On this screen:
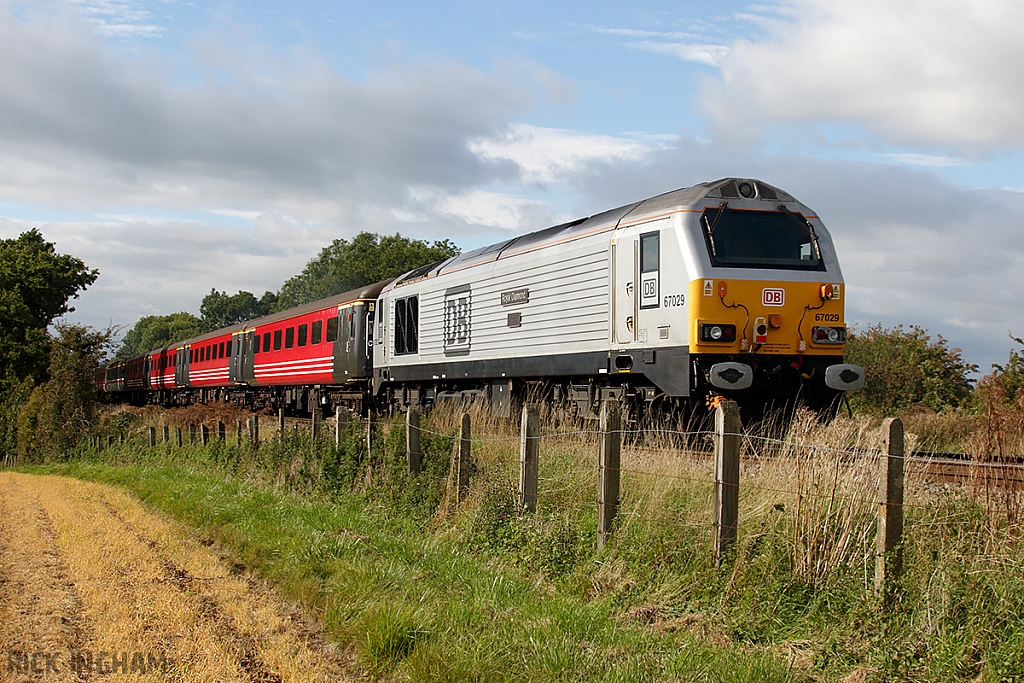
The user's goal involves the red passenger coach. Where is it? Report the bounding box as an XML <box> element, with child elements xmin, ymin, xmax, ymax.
<box><xmin>148</xmin><ymin>348</ymin><xmax>176</xmax><ymax>390</ymax></box>
<box><xmin>250</xmin><ymin>307</ymin><xmax>338</xmax><ymax>385</ymax></box>
<box><xmin>186</xmin><ymin>330</ymin><xmax>237</xmax><ymax>388</ymax></box>
<box><xmin>227</xmin><ymin>282</ymin><xmax>389</xmax><ymax>411</ymax></box>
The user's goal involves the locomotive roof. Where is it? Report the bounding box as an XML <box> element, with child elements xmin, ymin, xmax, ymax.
<box><xmin>392</xmin><ymin>178</ymin><xmax>796</xmax><ymax>287</ymax></box>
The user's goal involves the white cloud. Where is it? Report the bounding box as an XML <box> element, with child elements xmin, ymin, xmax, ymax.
<box><xmin>628</xmin><ymin>40</ymin><xmax>729</xmax><ymax>67</ymax></box>
<box><xmin>698</xmin><ymin>0</ymin><xmax>1024</xmax><ymax>149</ymax></box>
<box><xmin>880</xmin><ymin>153</ymin><xmax>967</xmax><ymax>168</ymax></box>
<box><xmin>0</xmin><ymin>5</ymin><xmax>531</xmax><ymax>220</ymax></box>
<box><xmin>405</xmin><ymin>187</ymin><xmax>561</xmax><ymax>232</ymax></box>
<box><xmin>469</xmin><ymin>124</ymin><xmax>662</xmax><ymax>185</ymax></box>
<box><xmin>68</xmin><ymin>0</ymin><xmax>160</xmax><ymax>37</ymax></box>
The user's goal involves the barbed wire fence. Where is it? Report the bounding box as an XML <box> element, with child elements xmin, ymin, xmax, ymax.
<box><xmin>109</xmin><ymin>397</ymin><xmax>1024</xmax><ymax>602</ymax></box>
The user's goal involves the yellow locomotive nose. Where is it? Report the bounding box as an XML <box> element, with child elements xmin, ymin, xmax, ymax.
<box><xmin>689</xmin><ymin>279</ymin><xmax>846</xmax><ymax>356</ymax></box>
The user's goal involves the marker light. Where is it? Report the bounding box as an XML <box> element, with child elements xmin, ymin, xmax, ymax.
<box><xmin>819</xmin><ymin>284</ymin><xmax>834</xmax><ymax>300</ymax></box>
<box><xmin>812</xmin><ymin>326</ymin><xmax>847</xmax><ymax>344</ymax></box>
<box><xmin>700</xmin><ymin>324</ymin><xmax>737</xmax><ymax>343</ymax></box>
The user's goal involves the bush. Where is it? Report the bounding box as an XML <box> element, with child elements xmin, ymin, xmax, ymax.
<box><xmin>845</xmin><ymin>323</ymin><xmax>976</xmax><ymax>415</ymax></box>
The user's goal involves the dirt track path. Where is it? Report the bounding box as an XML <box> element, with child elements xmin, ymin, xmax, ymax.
<box><xmin>0</xmin><ymin>472</ymin><xmax>359</xmax><ymax>682</ymax></box>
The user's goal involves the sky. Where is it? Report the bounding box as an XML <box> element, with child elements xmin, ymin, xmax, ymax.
<box><xmin>2</xmin><ymin>0</ymin><xmax>1024</xmax><ymax>374</ymax></box>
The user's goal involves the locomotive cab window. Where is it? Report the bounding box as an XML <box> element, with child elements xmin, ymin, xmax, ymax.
<box><xmin>311</xmin><ymin>320</ymin><xmax>322</xmax><ymax>345</ymax></box>
<box><xmin>394</xmin><ymin>295</ymin><xmax>419</xmax><ymax>355</ymax></box>
<box><xmin>701</xmin><ymin>207</ymin><xmax>826</xmax><ymax>271</ymax></box>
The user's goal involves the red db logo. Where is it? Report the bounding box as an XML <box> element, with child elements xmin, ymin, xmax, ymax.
<box><xmin>762</xmin><ymin>288</ymin><xmax>785</xmax><ymax>306</ymax></box>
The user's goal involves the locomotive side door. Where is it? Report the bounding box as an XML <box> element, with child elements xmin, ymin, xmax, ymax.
<box><xmin>612</xmin><ymin>220</ymin><xmax>668</xmax><ymax>346</ymax></box>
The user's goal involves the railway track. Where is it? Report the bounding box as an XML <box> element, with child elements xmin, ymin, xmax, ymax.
<box><xmin>907</xmin><ymin>450</ymin><xmax>1024</xmax><ymax>487</ymax></box>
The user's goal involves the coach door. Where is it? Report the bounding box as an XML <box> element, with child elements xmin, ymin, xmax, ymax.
<box><xmin>241</xmin><ymin>331</ymin><xmax>256</xmax><ymax>384</ymax></box>
<box><xmin>331</xmin><ymin>307</ymin><xmax>364</xmax><ymax>382</ymax></box>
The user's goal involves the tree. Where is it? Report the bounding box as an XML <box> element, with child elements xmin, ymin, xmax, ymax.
<box><xmin>116</xmin><ymin>312</ymin><xmax>203</xmax><ymax>360</ymax></box>
<box><xmin>844</xmin><ymin>324</ymin><xmax>977</xmax><ymax>415</ymax></box>
<box><xmin>199</xmin><ymin>289</ymin><xmax>276</xmax><ymax>332</ymax></box>
<box><xmin>0</xmin><ymin>229</ymin><xmax>98</xmax><ymax>383</ymax></box>
<box><xmin>275</xmin><ymin>232</ymin><xmax>460</xmax><ymax>310</ymax></box>
<box><xmin>14</xmin><ymin>323</ymin><xmax>113</xmax><ymax>463</ymax></box>
<box><xmin>975</xmin><ymin>333</ymin><xmax>1024</xmax><ymax>405</ymax></box>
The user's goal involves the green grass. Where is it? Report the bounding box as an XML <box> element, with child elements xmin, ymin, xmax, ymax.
<box><xmin>18</xmin><ymin>405</ymin><xmax>1024</xmax><ymax>682</ymax></box>
<box><xmin>25</xmin><ymin>460</ymin><xmax>799</xmax><ymax>682</ymax></box>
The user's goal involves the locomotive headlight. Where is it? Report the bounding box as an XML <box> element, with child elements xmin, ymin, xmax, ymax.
<box><xmin>827</xmin><ymin>328</ymin><xmax>839</xmax><ymax>343</ymax></box>
<box><xmin>700</xmin><ymin>323</ymin><xmax>736</xmax><ymax>342</ymax></box>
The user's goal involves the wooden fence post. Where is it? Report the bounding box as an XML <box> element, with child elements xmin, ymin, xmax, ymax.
<box><xmin>278</xmin><ymin>409</ymin><xmax>286</xmax><ymax>443</ymax></box>
<box><xmin>217</xmin><ymin>421</ymin><xmax>226</xmax><ymax>441</ymax></box>
<box><xmin>176</xmin><ymin>427</ymin><xmax>183</xmax><ymax>447</ymax></box>
<box><xmin>189</xmin><ymin>424</ymin><xmax>197</xmax><ymax>445</ymax></box>
<box><xmin>163</xmin><ymin>425</ymin><xmax>169</xmax><ymax>443</ymax></box>
<box><xmin>107</xmin><ymin>435</ymin><xmax>115</xmax><ymax>449</ymax></box>
<box><xmin>148</xmin><ymin>427</ymin><xmax>157</xmax><ymax>448</ymax></box>
<box><xmin>597</xmin><ymin>400</ymin><xmax>622</xmax><ymax>550</ymax></box>
<box><xmin>456</xmin><ymin>413</ymin><xmax>472</xmax><ymax>505</ymax></box>
<box><xmin>312</xmin><ymin>406</ymin><xmax>322</xmax><ymax>443</ymax></box>
<box><xmin>519</xmin><ymin>404</ymin><xmax>540</xmax><ymax>514</ymax></box>
<box><xmin>366</xmin><ymin>409</ymin><xmax>376</xmax><ymax>457</ymax></box>
<box><xmin>713</xmin><ymin>399</ymin><xmax>741</xmax><ymax>566</ymax></box>
<box><xmin>201</xmin><ymin>424</ymin><xmax>210</xmax><ymax>446</ymax></box>
<box><xmin>406</xmin><ymin>408</ymin><xmax>421</xmax><ymax>475</ymax></box>
<box><xmin>876</xmin><ymin>417</ymin><xmax>905</xmax><ymax>607</ymax></box>
<box><xmin>236</xmin><ymin>419</ymin><xmax>242</xmax><ymax>446</ymax></box>
<box><xmin>248</xmin><ymin>417</ymin><xmax>259</xmax><ymax>448</ymax></box>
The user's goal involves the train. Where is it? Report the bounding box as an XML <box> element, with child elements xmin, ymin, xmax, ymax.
<box><xmin>96</xmin><ymin>178</ymin><xmax>864</xmax><ymax>421</ymax></box>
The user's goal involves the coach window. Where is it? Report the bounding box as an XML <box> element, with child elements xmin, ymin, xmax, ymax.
<box><xmin>273</xmin><ymin>330</ymin><xmax>282</xmax><ymax>351</ymax></box>
<box><xmin>219</xmin><ymin>342</ymin><xmax>225</xmax><ymax>358</ymax></box>
<box><xmin>298</xmin><ymin>324</ymin><xmax>308</xmax><ymax>347</ymax></box>
<box><xmin>326</xmin><ymin>317</ymin><xmax>339</xmax><ymax>343</ymax></box>
<box><xmin>312</xmin><ymin>320</ymin><xmax>323</xmax><ymax>345</ymax></box>
<box><xmin>227</xmin><ymin>340</ymin><xmax>233</xmax><ymax>356</ymax></box>
<box><xmin>253</xmin><ymin>336</ymin><xmax>260</xmax><ymax>354</ymax></box>
<box><xmin>285</xmin><ymin>327</ymin><xmax>295</xmax><ymax>349</ymax></box>
<box><xmin>263</xmin><ymin>332</ymin><xmax>271</xmax><ymax>353</ymax></box>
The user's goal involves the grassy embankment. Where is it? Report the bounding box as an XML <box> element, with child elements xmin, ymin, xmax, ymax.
<box><xmin>21</xmin><ymin>402</ymin><xmax>1024</xmax><ymax>682</ymax></box>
